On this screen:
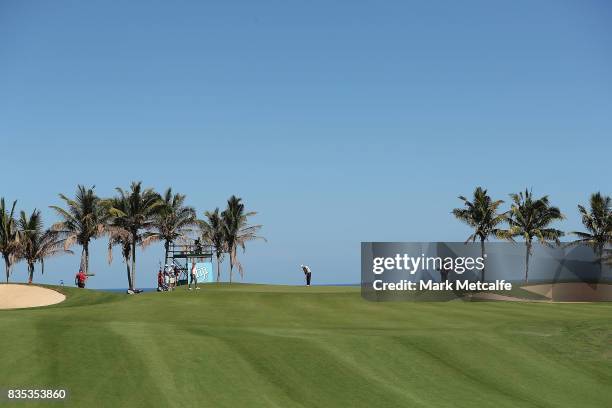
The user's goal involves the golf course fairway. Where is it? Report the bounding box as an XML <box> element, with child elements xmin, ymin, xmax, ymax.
<box><xmin>1</xmin><ymin>284</ymin><xmax>611</xmax><ymax>408</ymax></box>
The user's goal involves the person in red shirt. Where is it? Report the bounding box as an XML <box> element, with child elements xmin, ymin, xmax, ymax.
<box><xmin>157</xmin><ymin>269</ymin><xmax>166</xmax><ymax>291</ymax></box>
<box><xmin>75</xmin><ymin>270</ymin><xmax>87</xmax><ymax>288</ymax></box>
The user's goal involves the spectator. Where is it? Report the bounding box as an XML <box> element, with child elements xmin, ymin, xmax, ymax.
<box><xmin>188</xmin><ymin>262</ymin><xmax>200</xmax><ymax>290</ymax></box>
<box><xmin>157</xmin><ymin>269</ymin><xmax>166</xmax><ymax>291</ymax></box>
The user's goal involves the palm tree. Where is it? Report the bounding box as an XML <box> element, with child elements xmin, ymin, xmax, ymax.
<box><xmin>221</xmin><ymin>196</ymin><xmax>265</xmax><ymax>283</ymax></box>
<box><xmin>506</xmin><ymin>189</ymin><xmax>564</xmax><ymax>282</ymax></box>
<box><xmin>50</xmin><ymin>185</ymin><xmax>106</xmax><ymax>275</ymax></box>
<box><xmin>0</xmin><ymin>198</ymin><xmax>20</xmax><ymax>282</ymax></box>
<box><xmin>452</xmin><ymin>187</ymin><xmax>507</xmax><ymax>281</ymax></box>
<box><xmin>18</xmin><ymin>209</ymin><xmax>70</xmax><ymax>283</ymax></box>
<box><xmin>106</xmin><ymin>220</ymin><xmax>133</xmax><ymax>289</ymax></box>
<box><xmin>201</xmin><ymin>208</ymin><xmax>226</xmax><ymax>282</ymax></box>
<box><xmin>105</xmin><ymin>182</ymin><xmax>162</xmax><ymax>290</ymax></box>
<box><xmin>143</xmin><ymin>188</ymin><xmax>197</xmax><ymax>265</ymax></box>
<box><xmin>569</xmin><ymin>192</ymin><xmax>612</xmax><ymax>276</ymax></box>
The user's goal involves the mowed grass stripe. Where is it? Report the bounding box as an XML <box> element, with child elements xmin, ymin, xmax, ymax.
<box><xmin>1</xmin><ymin>284</ymin><xmax>612</xmax><ymax>407</ymax></box>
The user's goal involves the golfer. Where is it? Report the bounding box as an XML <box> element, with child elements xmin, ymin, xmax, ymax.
<box><xmin>189</xmin><ymin>262</ymin><xmax>200</xmax><ymax>290</ymax></box>
<box><xmin>301</xmin><ymin>265</ymin><xmax>312</xmax><ymax>286</ymax></box>
<box><xmin>75</xmin><ymin>270</ymin><xmax>87</xmax><ymax>288</ymax></box>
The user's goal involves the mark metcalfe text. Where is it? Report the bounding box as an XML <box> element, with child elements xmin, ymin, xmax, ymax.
<box><xmin>371</xmin><ymin>254</ymin><xmax>512</xmax><ymax>292</ymax></box>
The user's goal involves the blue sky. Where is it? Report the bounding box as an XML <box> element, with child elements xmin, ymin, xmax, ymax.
<box><xmin>1</xmin><ymin>0</ymin><xmax>611</xmax><ymax>288</ymax></box>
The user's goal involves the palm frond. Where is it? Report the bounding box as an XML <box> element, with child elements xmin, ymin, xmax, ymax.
<box><xmin>452</xmin><ymin>186</ymin><xmax>508</xmax><ymax>242</ymax></box>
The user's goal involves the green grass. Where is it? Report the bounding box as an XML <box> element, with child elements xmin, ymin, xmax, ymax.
<box><xmin>1</xmin><ymin>284</ymin><xmax>612</xmax><ymax>407</ymax></box>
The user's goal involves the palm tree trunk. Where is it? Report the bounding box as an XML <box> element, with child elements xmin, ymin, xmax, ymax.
<box><xmin>597</xmin><ymin>244</ymin><xmax>603</xmax><ymax>279</ymax></box>
<box><xmin>164</xmin><ymin>241</ymin><xmax>169</xmax><ymax>266</ymax></box>
<box><xmin>85</xmin><ymin>245</ymin><xmax>89</xmax><ymax>275</ymax></box>
<box><xmin>229</xmin><ymin>255</ymin><xmax>233</xmax><ymax>284</ymax></box>
<box><xmin>228</xmin><ymin>246</ymin><xmax>233</xmax><ymax>283</ymax></box>
<box><xmin>525</xmin><ymin>241</ymin><xmax>531</xmax><ymax>283</ymax></box>
<box><xmin>131</xmin><ymin>236</ymin><xmax>137</xmax><ymax>290</ymax></box>
<box><xmin>216</xmin><ymin>255</ymin><xmax>221</xmax><ymax>282</ymax></box>
<box><xmin>4</xmin><ymin>256</ymin><xmax>10</xmax><ymax>283</ymax></box>
<box><xmin>28</xmin><ymin>263</ymin><xmax>34</xmax><ymax>284</ymax></box>
<box><xmin>125</xmin><ymin>256</ymin><xmax>131</xmax><ymax>289</ymax></box>
<box><xmin>480</xmin><ymin>238</ymin><xmax>486</xmax><ymax>282</ymax></box>
<box><xmin>80</xmin><ymin>245</ymin><xmax>87</xmax><ymax>274</ymax></box>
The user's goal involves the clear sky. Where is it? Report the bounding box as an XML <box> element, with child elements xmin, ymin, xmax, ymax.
<box><xmin>1</xmin><ymin>0</ymin><xmax>611</xmax><ymax>288</ymax></box>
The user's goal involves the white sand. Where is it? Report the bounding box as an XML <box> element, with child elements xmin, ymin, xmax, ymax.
<box><xmin>471</xmin><ymin>283</ymin><xmax>612</xmax><ymax>303</ymax></box>
<box><xmin>470</xmin><ymin>293</ymin><xmax>547</xmax><ymax>302</ymax></box>
<box><xmin>522</xmin><ymin>282</ymin><xmax>612</xmax><ymax>302</ymax></box>
<box><xmin>0</xmin><ymin>284</ymin><xmax>66</xmax><ymax>309</ymax></box>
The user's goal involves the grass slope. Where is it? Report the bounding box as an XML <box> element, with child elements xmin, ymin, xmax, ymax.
<box><xmin>1</xmin><ymin>284</ymin><xmax>611</xmax><ymax>407</ymax></box>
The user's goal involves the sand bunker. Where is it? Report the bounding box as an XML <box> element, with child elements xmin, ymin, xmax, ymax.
<box><xmin>470</xmin><ymin>293</ymin><xmax>547</xmax><ymax>302</ymax></box>
<box><xmin>522</xmin><ymin>282</ymin><xmax>612</xmax><ymax>302</ymax></box>
<box><xmin>0</xmin><ymin>284</ymin><xmax>66</xmax><ymax>309</ymax></box>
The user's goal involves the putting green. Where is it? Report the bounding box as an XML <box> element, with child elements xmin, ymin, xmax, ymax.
<box><xmin>1</xmin><ymin>284</ymin><xmax>611</xmax><ymax>407</ymax></box>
